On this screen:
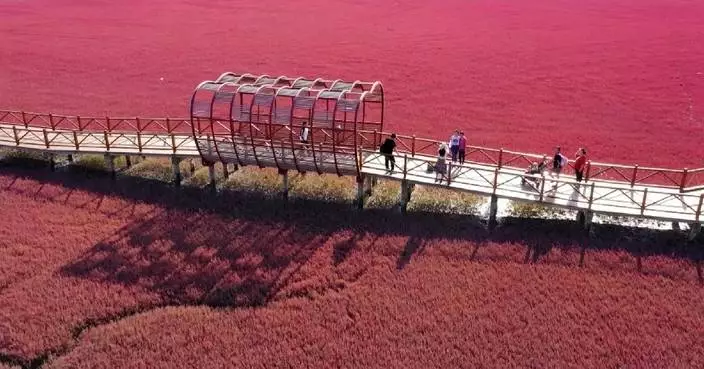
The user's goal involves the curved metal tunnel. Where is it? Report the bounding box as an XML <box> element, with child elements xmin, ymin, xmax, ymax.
<box><xmin>189</xmin><ymin>73</ymin><xmax>385</xmax><ymax>178</ymax></box>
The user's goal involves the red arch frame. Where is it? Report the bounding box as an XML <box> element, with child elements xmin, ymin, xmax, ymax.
<box><xmin>190</xmin><ymin>72</ymin><xmax>384</xmax><ymax>177</ymax></box>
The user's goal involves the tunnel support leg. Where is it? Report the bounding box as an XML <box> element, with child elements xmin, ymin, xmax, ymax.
<box><xmin>208</xmin><ymin>163</ymin><xmax>216</xmax><ymax>192</ymax></box>
<box><xmin>222</xmin><ymin>163</ymin><xmax>230</xmax><ymax>180</ymax></box>
<box><xmin>280</xmin><ymin>168</ymin><xmax>289</xmax><ymax>201</ymax></box>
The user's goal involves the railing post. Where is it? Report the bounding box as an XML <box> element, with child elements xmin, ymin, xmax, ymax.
<box><xmin>137</xmin><ymin>131</ymin><xmax>143</xmax><ymax>152</ymax></box>
<box><xmin>403</xmin><ymin>154</ymin><xmax>408</xmax><ymax>180</ymax></box>
<box><xmin>171</xmin><ymin>135</ymin><xmax>177</xmax><ymax>154</ymax></box>
<box><xmin>43</xmin><ymin>129</ymin><xmax>49</xmax><ymax>148</ymax></box>
<box><xmin>585</xmin><ymin>160</ymin><xmax>592</xmax><ymax>182</ymax></box>
<box><xmin>49</xmin><ymin>113</ymin><xmax>54</xmax><ymax>129</ymax></box>
<box><xmin>77</xmin><ymin>116</ymin><xmax>82</xmax><ymax>131</ymax></box>
<box><xmin>680</xmin><ymin>168</ymin><xmax>688</xmax><ymax>192</ymax></box>
<box><xmin>497</xmin><ymin>148</ymin><xmax>504</xmax><ymax>168</ymax></box>
<box><xmin>12</xmin><ymin>126</ymin><xmax>19</xmax><ymax>145</ymax></box>
<box><xmin>630</xmin><ymin>165</ymin><xmax>638</xmax><ymax>187</ymax></box>
<box><xmin>104</xmin><ymin>131</ymin><xmax>110</xmax><ymax>151</ymax></box>
<box><xmin>539</xmin><ymin>175</ymin><xmax>546</xmax><ymax>202</ymax></box>
<box><xmin>492</xmin><ymin>168</ymin><xmax>500</xmax><ymax>194</ymax></box>
<box><xmin>696</xmin><ymin>194</ymin><xmax>703</xmax><ymax>222</ymax></box>
<box><xmin>588</xmin><ymin>182</ymin><xmax>595</xmax><ymax>210</ymax></box>
<box><xmin>640</xmin><ymin>188</ymin><xmax>648</xmax><ymax>215</ymax></box>
<box><xmin>373</xmin><ymin>130</ymin><xmax>378</xmax><ymax>149</ymax></box>
<box><xmin>447</xmin><ymin>161</ymin><xmax>452</xmax><ymax>185</ymax></box>
<box><xmin>106</xmin><ymin>116</ymin><xmax>111</xmax><ymax>131</ymax></box>
<box><xmin>136</xmin><ymin>117</ymin><xmax>142</xmax><ymax>131</ymax></box>
<box><xmin>166</xmin><ymin>117</ymin><xmax>171</xmax><ymax>133</ymax></box>
<box><xmin>21</xmin><ymin>111</ymin><xmax>28</xmax><ymax>128</ymax></box>
<box><xmin>411</xmin><ymin>135</ymin><xmax>416</xmax><ymax>157</ymax></box>
<box><xmin>73</xmin><ymin>131</ymin><xmax>79</xmax><ymax>150</ymax></box>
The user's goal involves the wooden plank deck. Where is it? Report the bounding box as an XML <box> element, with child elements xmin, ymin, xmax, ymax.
<box><xmin>361</xmin><ymin>152</ymin><xmax>703</xmax><ymax>224</ymax></box>
<box><xmin>1</xmin><ymin>123</ymin><xmax>701</xmax><ymax>224</ymax></box>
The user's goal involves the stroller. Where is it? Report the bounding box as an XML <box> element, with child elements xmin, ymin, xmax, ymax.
<box><xmin>521</xmin><ymin>160</ymin><xmax>547</xmax><ymax>189</ymax></box>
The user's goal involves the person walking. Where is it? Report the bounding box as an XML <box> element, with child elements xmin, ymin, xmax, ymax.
<box><xmin>458</xmin><ymin>131</ymin><xmax>467</xmax><ymax>164</ymax></box>
<box><xmin>551</xmin><ymin>146</ymin><xmax>568</xmax><ymax>187</ymax></box>
<box><xmin>449</xmin><ymin>130</ymin><xmax>460</xmax><ymax>162</ymax></box>
<box><xmin>380</xmin><ymin>133</ymin><xmax>397</xmax><ymax>172</ymax></box>
<box><xmin>574</xmin><ymin>148</ymin><xmax>587</xmax><ymax>182</ymax></box>
<box><xmin>299</xmin><ymin>121</ymin><xmax>310</xmax><ymax>154</ymax></box>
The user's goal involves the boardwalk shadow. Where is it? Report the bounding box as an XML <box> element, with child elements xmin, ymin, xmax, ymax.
<box><xmin>1</xmin><ymin>163</ymin><xmax>703</xmax><ymax>308</ymax></box>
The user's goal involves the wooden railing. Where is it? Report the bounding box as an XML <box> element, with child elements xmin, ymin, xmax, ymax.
<box><xmin>360</xmin><ymin>129</ymin><xmax>704</xmax><ymax>192</ymax></box>
<box><xmin>0</xmin><ymin>123</ymin><xmax>198</xmax><ymax>156</ymax></box>
<box><xmin>1</xmin><ymin>109</ymin><xmax>703</xmax><ymax>192</ymax></box>
<box><xmin>361</xmin><ymin>150</ymin><xmax>704</xmax><ymax>223</ymax></box>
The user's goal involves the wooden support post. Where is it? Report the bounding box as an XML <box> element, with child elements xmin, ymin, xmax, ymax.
<box><xmin>488</xmin><ymin>194</ymin><xmax>499</xmax><ymax>228</ymax></box>
<box><xmin>171</xmin><ymin>156</ymin><xmax>182</xmax><ymax>187</ymax></box>
<box><xmin>189</xmin><ymin>159</ymin><xmax>196</xmax><ymax>175</ymax></box>
<box><xmin>104</xmin><ymin>154</ymin><xmax>115</xmax><ymax>179</ymax></box>
<box><xmin>640</xmin><ymin>188</ymin><xmax>648</xmax><ymax>215</ymax></box>
<box><xmin>125</xmin><ymin>156</ymin><xmax>132</xmax><ymax>168</ymax></box>
<box><xmin>364</xmin><ymin>175</ymin><xmax>374</xmax><ymax>197</ymax></box>
<box><xmin>208</xmin><ymin>163</ymin><xmax>216</xmax><ymax>192</ymax></box>
<box><xmin>584</xmin><ymin>210</ymin><xmax>594</xmax><ymax>231</ymax></box>
<box><xmin>577</xmin><ymin>210</ymin><xmax>593</xmax><ymax>231</ymax></box>
<box><xmin>688</xmin><ymin>222</ymin><xmax>701</xmax><ymax>242</ymax></box>
<box><xmin>399</xmin><ymin>179</ymin><xmax>413</xmax><ymax>214</ymax></box>
<box><xmin>696</xmin><ymin>194</ymin><xmax>703</xmax><ymax>223</ymax></box>
<box><xmin>279</xmin><ymin>168</ymin><xmax>289</xmax><ymax>200</ymax></box>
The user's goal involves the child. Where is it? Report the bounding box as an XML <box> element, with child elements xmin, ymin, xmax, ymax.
<box><xmin>435</xmin><ymin>144</ymin><xmax>447</xmax><ymax>183</ymax></box>
<box><xmin>299</xmin><ymin>121</ymin><xmax>310</xmax><ymax>153</ymax></box>
<box><xmin>551</xmin><ymin>146</ymin><xmax>568</xmax><ymax>187</ymax></box>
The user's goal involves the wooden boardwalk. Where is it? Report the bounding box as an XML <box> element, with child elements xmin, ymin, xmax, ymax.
<box><xmin>0</xmin><ymin>121</ymin><xmax>702</xmax><ymax>228</ymax></box>
<box><xmin>361</xmin><ymin>152</ymin><xmax>703</xmax><ymax>225</ymax></box>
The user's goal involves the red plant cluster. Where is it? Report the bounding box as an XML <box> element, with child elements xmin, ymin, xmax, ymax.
<box><xmin>0</xmin><ymin>169</ymin><xmax>703</xmax><ymax>368</ymax></box>
<box><xmin>1</xmin><ymin>0</ymin><xmax>703</xmax><ymax>167</ymax></box>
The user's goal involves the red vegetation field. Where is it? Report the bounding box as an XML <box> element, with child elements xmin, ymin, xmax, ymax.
<box><xmin>2</xmin><ymin>0</ymin><xmax>704</xmax><ymax>367</ymax></box>
<box><xmin>1</xmin><ymin>0</ymin><xmax>704</xmax><ymax>167</ymax></box>
<box><xmin>1</xmin><ymin>167</ymin><xmax>703</xmax><ymax>368</ymax></box>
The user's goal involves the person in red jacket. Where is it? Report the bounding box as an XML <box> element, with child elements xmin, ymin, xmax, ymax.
<box><xmin>574</xmin><ymin>148</ymin><xmax>587</xmax><ymax>182</ymax></box>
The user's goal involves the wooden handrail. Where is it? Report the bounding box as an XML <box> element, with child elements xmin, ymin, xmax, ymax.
<box><xmin>2</xmin><ymin>109</ymin><xmax>704</xmax><ymax>189</ymax></box>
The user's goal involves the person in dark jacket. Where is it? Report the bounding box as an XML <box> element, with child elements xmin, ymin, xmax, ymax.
<box><xmin>380</xmin><ymin>133</ymin><xmax>397</xmax><ymax>172</ymax></box>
